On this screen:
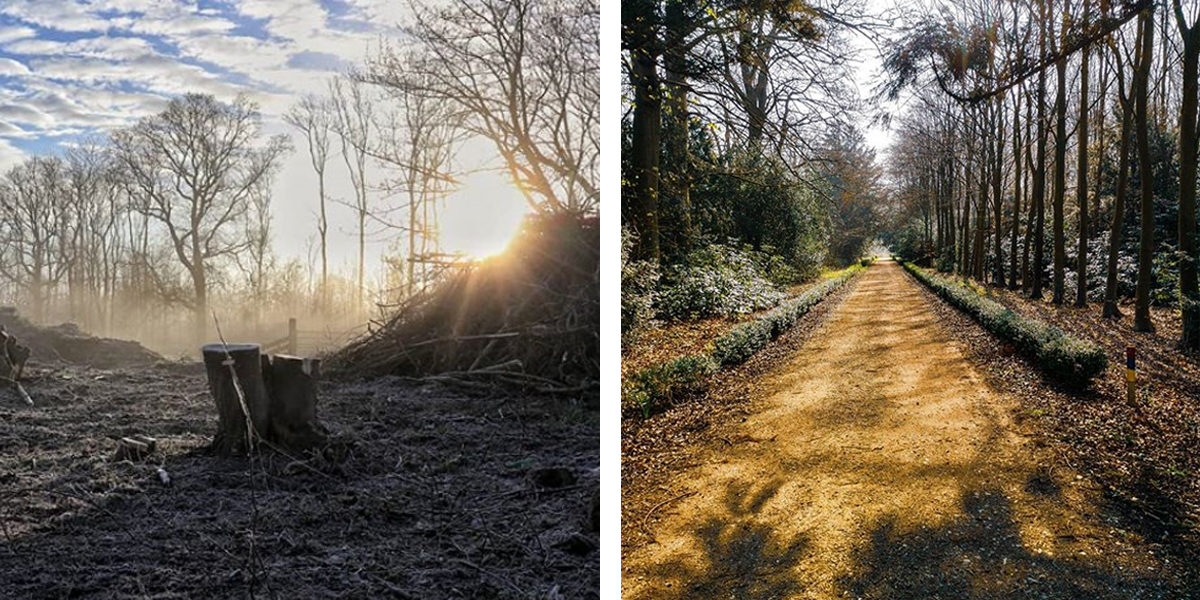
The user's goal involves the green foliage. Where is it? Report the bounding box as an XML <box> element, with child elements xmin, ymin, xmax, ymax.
<box><xmin>712</xmin><ymin>319</ymin><xmax>773</xmax><ymax>366</ymax></box>
<box><xmin>623</xmin><ymin>354</ymin><xmax>718</xmax><ymax>418</ymax></box>
<box><xmin>621</xmin><ymin>226</ymin><xmax>660</xmax><ymax>337</ymax></box>
<box><xmin>712</xmin><ymin>265</ymin><xmax>862</xmax><ymax>366</ymax></box>
<box><xmin>903</xmin><ymin>263</ymin><xmax>1107</xmax><ymax>383</ymax></box>
<box><xmin>693</xmin><ymin>150</ymin><xmax>830</xmax><ymax>278</ymax></box>
<box><xmin>624</xmin><ymin>264</ymin><xmax>864</xmax><ymax>420</ymax></box>
<box><xmin>657</xmin><ymin>244</ymin><xmax>787</xmax><ymax>321</ymax></box>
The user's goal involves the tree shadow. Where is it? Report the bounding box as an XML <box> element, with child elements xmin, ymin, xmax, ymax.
<box><xmin>634</xmin><ymin>477</ymin><xmax>811</xmax><ymax>600</ymax></box>
<box><xmin>838</xmin><ymin>488</ymin><xmax>1181</xmax><ymax>599</ymax></box>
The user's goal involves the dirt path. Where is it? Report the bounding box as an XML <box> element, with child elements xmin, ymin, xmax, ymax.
<box><xmin>622</xmin><ymin>260</ymin><xmax>1181</xmax><ymax>599</ymax></box>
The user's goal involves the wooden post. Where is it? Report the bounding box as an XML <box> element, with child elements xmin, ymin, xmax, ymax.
<box><xmin>287</xmin><ymin>317</ymin><xmax>298</xmax><ymax>355</ymax></box>
<box><xmin>1126</xmin><ymin>346</ymin><xmax>1137</xmax><ymax>403</ymax></box>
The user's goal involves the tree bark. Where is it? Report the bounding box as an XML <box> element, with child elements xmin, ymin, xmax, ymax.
<box><xmin>1134</xmin><ymin>8</ymin><xmax>1157</xmax><ymax>332</ymax></box>
<box><xmin>1175</xmin><ymin>2</ymin><xmax>1200</xmax><ymax>348</ymax></box>
<box><xmin>1076</xmin><ymin>33</ymin><xmax>1091</xmax><ymax>308</ymax></box>
<box><xmin>624</xmin><ymin>0</ymin><xmax>662</xmax><ymax>262</ymax></box>
<box><xmin>1052</xmin><ymin>42</ymin><xmax>1069</xmax><ymax>305</ymax></box>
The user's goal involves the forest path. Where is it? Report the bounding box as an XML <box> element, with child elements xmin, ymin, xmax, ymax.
<box><xmin>622</xmin><ymin>259</ymin><xmax>1175</xmax><ymax>599</ymax></box>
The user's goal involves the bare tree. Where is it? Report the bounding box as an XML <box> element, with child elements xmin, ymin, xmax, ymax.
<box><xmin>0</xmin><ymin>156</ymin><xmax>75</xmax><ymax>322</ymax></box>
<box><xmin>371</xmin><ymin>67</ymin><xmax>466</xmax><ymax>297</ymax></box>
<box><xmin>329</xmin><ymin>76</ymin><xmax>373</xmax><ymax>314</ymax></box>
<box><xmin>111</xmin><ymin>93</ymin><xmax>291</xmax><ymax>344</ymax></box>
<box><xmin>367</xmin><ymin>0</ymin><xmax>599</xmax><ymax>216</ymax></box>
<box><xmin>284</xmin><ymin>95</ymin><xmax>334</xmax><ymax>312</ymax></box>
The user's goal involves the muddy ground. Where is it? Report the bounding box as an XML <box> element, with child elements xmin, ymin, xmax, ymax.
<box><xmin>0</xmin><ymin>354</ymin><xmax>599</xmax><ymax>598</ymax></box>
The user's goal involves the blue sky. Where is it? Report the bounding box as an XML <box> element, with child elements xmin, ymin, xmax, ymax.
<box><xmin>0</xmin><ymin>0</ymin><xmax>531</xmax><ymax>263</ymax></box>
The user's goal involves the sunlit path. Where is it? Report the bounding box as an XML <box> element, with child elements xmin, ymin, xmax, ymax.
<box><xmin>622</xmin><ymin>260</ymin><xmax>1172</xmax><ymax>599</ymax></box>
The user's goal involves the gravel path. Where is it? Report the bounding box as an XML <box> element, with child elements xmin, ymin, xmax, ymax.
<box><xmin>622</xmin><ymin>259</ymin><xmax>1179</xmax><ymax>599</ymax></box>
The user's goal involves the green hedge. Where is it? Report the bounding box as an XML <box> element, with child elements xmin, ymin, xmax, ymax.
<box><xmin>902</xmin><ymin>262</ymin><xmax>1107</xmax><ymax>383</ymax></box>
<box><xmin>623</xmin><ymin>354</ymin><xmax>718</xmax><ymax>418</ymax></box>
<box><xmin>713</xmin><ymin>265</ymin><xmax>862</xmax><ymax>366</ymax></box>
<box><xmin>622</xmin><ymin>263</ymin><xmax>866</xmax><ymax>419</ymax></box>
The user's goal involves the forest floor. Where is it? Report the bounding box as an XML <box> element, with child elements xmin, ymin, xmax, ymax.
<box><xmin>621</xmin><ymin>259</ymin><xmax>1196</xmax><ymax>599</ymax></box>
<box><xmin>0</xmin><ymin>351</ymin><xmax>599</xmax><ymax>598</ymax></box>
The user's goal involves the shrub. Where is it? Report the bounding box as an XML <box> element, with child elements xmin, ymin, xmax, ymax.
<box><xmin>657</xmin><ymin>244</ymin><xmax>787</xmax><ymax>321</ymax></box>
<box><xmin>902</xmin><ymin>262</ymin><xmax>1107</xmax><ymax>383</ymax></box>
<box><xmin>712</xmin><ymin>319</ymin><xmax>773</xmax><ymax>366</ymax></box>
<box><xmin>623</xmin><ymin>354</ymin><xmax>718</xmax><ymax>417</ymax></box>
<box><xmin>621</xmin><ymin>227</ymin><xmax>659</xmax><ymax>337</ymax></box>
<box><xmin>712</xmin><ymin>265</ymin><xmax>862</xmax><ymax>366</ymax></box>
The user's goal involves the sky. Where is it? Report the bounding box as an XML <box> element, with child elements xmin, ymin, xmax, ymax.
<box><xmin>0</xmin><ymin>0</ymin><xmax>532</xmax><ymax>269</ymax></box>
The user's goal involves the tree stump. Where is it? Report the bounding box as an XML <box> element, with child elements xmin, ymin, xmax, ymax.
<box><xmin>264</xmin><ymin>354</ymin><xmax>328</xmax><ymax>451</ymax></box>
<box><xmin>202</xmin><ymin>343</ymin><xmax>272</xmax><ymax>455</ymax></box>
<box><xmin>202</xmin><ymin>343</ymin><xmax>327</xmax><ymax>456</ymax></box>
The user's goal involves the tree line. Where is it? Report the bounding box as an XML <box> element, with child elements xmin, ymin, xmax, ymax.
<box><xmin>0</xmin><ymin>0</ymin><xmax>598</xmax><ymax>353</ymax></box>
<box><xmin>621</xmin><ymin>0</ymin><xmax>883</xmax><ymax>279</ymax></box>
<box><xmin>884</xmin><ymin>0</ymin><xmax>1200</xmax><ymax>350</ymax></box>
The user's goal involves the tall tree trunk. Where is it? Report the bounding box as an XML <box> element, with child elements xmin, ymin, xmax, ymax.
<box><xmin>1052</xmin><ymin>41</ymin><xmax>1069</xmax><ymax>305</ymax></box>
<box><xmin>1011</xmin><ymin>90</ymin><xmax>1023</xmax><ymax>290</ymax></box>
<box><xmin>661</xmin><ymin>0</ymin><xmax>692</xmax><ymax>263</ymax></box>
<box><xmin>1076</xmin><ymin>33</ymin><xmax>1091</xmax><ymax>307</ymax></box>
<box><xmin>1134</xmin><ymin>7</ymin><xmax>1156</xmax><ymax>332</ymax></box>
<box><xmin>623</xmin><ymin>0</ymin><xmax>662</xmax><ymax>262</ymax></box>
<box><xmin>1023</xmin><ymin>85</ymin><xmax>1036</xmax><ymax>292</ymax></box>
<box><xmin>993</xmin><ymin>99</ymin><xmax>1006</xmax><ymax>287</ymax></box>
<box><xmin>1032</xmin><ymin>43</ymin><xmax>1049</xmax><ymax>300</ymax></box>
<box><xmin>1176</xmin><ymin>5</ymin><xmax>1200</xmax><ymax>349</ymax></box>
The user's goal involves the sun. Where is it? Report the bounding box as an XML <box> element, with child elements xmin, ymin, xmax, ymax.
<box><xmin>439</xmin><ymin>171</ymin><xmax>531</xmax><ymax>260</ymax></box>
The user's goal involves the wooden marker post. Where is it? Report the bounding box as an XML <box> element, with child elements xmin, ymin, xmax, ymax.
<box><xmin>1125</xmin><ymin>346</ymin><xmax>1137</xmax><ymax>403</ymax></box>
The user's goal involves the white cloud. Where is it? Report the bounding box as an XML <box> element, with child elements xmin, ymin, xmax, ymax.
<box><xmin>0</xmin><ymin>57</ymin><xmax>31</xmax><ymax>76</ymax></box>
<box><xmin>0</xmin><ymin>25</ymin><xmax>37</xmax><ymax>44</ymax></box>
<box><xmin>0</xmin><ymin>138</ymin><xmax>27</xmax><ymax>172</ymax></box>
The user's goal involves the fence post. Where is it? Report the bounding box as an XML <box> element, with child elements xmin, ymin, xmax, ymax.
<box><xmin>1125</xmin><ymin>346</ymin><xmax>1137</xmax><ymax>403</ymax></box>
<box><xmin>288</xmin><ymin>317</ymin><xmax>298</xmax><ymax>355</ymax></box>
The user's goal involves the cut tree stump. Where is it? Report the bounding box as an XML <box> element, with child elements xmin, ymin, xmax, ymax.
<box><xmin>202</xmin><ymin>343</ymin><xmax>327</xmax><ymax>456</ymax></box>
<box><xmin>264</xmin><ymin>354</ymin><xmax>328</xmax><ymax>451</ymax></box>
<box><xmin>203</xmin><ymin>343</ymin><xmax>272</xmax><ymax>455</ymax></box>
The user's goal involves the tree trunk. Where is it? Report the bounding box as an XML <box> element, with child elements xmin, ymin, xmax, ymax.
<box><xmin>1134</xmin><ymin>8</ymin><xmax>1156</xmax><ymax>332</ymax></box>
<box><xmin>266</xmin><ymin>354</ymin><xmax>329</xmax><ymax>451</ymax></box>
<box><xmin>1032</xmin><ymin>57</ymin><xmax>1048</xmax><ymax>300</ymax></box>
<box><xmin>1177</xmin><ymin>22</ymin><xmax>1200</xmax><ymax>348</ymax></box>
<box><xmin>661</xmin><ymin>0</ymin><xmax>693</xmax><ymax>262</ymax></box>
<box><xmin>624</xmin><ymin>1</ymin><xmax>662</xmax><ymax>262</ymax></box>
<box><xmin>992</xmin><ymin>100</ymin><xmax>1006</xmax><ymax>287</ymax></box>
<box><xmin>1104</xmin><ymin>98</ymin><xmax>1134</xmax><ymax>319</ymax></box>
<box><xmin>1052</xmin><ymin>49</ymin><xmax>1069</xmax><ymax>305</ymax></box>
<box><xmin>1076</xmin><ymin>36</ymin><xmax>1091</xmax><ymax>308</ymax></box>
<box><xmin>1011</xmin><ymin>90</ymin><xmax>1022</xmax><ymax>290</ymax></box>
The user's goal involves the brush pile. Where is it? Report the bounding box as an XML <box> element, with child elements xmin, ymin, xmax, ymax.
<box><xmin>329</xmin><ymin>214</ymin><xmax>599</xmax><ymax>394</ymax></box>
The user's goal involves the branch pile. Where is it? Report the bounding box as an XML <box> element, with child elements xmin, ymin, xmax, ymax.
<box><xmin>328</xmin><ymin>214</ymin><xmax>599</xmax><ymax>394</ymax></box>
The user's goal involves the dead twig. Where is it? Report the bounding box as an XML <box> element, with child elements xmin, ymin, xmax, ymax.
<box><xmin>641</xmin><ymin>491</ymin><xmax>698</xmax><ymax>540</ymax></box>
